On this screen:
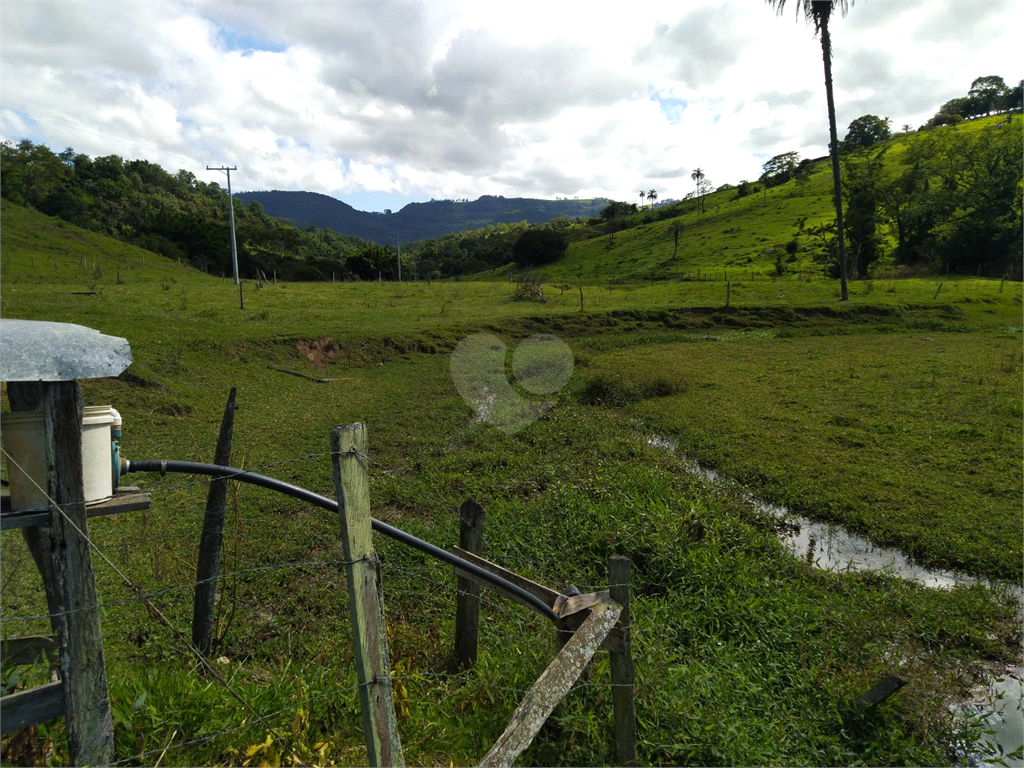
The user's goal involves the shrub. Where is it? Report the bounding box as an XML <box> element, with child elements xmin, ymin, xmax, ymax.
<box><xmin>577</xmin><ymin>370</ymin><xmax>688</xmax><ymax>406</ymax></box>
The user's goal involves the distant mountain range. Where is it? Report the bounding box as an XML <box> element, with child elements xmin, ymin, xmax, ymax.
<box><xmin>234</xmin><ymin>191</ymin><xmax>610</xmax><ymax>244</ymax></box>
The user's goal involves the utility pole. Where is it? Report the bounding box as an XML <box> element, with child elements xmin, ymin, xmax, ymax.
<box><xmin>207</xmin><ymin>165</ymin><xmax>242</xmax><ymax>308</ymax></box>
<box><xmin>396</xmin><ymin>232</ymin><xmax>401</xmax><ymax>283</ymax></box>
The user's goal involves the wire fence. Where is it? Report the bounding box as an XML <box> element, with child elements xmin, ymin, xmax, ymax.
<box><xmin>1</xmin><ymin>442</ymin><xmax>641</xmax><ymax>766</ymax></box>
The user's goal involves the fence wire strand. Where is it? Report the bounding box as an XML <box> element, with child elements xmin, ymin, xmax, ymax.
<box><xmin>2</xmin><ymin>441</ymin><xmax>639</xmax><ymax>766</ymax></box>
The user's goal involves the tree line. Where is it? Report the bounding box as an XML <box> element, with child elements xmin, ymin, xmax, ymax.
<box><xmin>838</xmin><ymin>115</ymin><xmax>1022</xmax><ymax>279</ymax></box>
<box><xmin>0</xmin><ymin>140</ymin><xmax>367</xmax><ymax>281</ymax></box>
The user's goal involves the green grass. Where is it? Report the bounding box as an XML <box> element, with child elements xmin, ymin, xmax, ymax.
<box><xmin>1</xmin><ymin>203</ymin><xmax>1022</xmax><ymax>767</ymax></box>
<box><xmin>577</xmin><ymin>330</ymin><xmax>1023</xmax><ymax>579</ymax></box>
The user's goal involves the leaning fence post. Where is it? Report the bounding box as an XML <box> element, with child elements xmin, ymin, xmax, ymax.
<box><xmin>608</xmin><ymin>555</ymin><xmax>637</xmax><ymax>767</ymax></box>
<box><xmin>192</xmin><ymin>387</ymin><xmax>236</xmax><ymax>655</ymax></box>
<box><xmin>332</xmin><ymin>423</ymin><xmax>405</xmax><ymax>768</ymax></box>
<box><xmin>454</xmin><ymin>498</ymin><xmax>485</xmax><ymax>669</ymax></box>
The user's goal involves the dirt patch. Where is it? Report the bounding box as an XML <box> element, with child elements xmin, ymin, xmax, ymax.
<box><xmin>296</xmin><ymin>337</ymin><xmax>340</xmax><ymax>368</ymax></box>
<box><xmin>117</xmin><ymin>370</ymin><xmax>167</xmax><ymax>391</ymax></box>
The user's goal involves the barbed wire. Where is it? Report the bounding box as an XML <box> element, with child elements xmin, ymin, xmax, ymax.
<box><xmin>0</xmin><ymin>559</ymin><xmax>352</xmax><ymax>625</ymax></box>
<box><xmin>0</xmin><ymin>447</ymin><xmax>302</xmax><ymax>763</ymax></box>
<box><xmin>2</xmin><ymin>440</ymin><xmax>642</xmax><ymax>765</ymax></box>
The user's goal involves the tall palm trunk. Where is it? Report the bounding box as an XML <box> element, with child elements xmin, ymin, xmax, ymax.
<box><xmin>818</xmin><ymin>13</ymin><xmax>849</xmax><ymax>300</ymax></box>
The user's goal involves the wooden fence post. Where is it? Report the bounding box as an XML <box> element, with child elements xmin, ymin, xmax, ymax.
<box><xmin>454</xmin><ymin>498</ymin><xmax>485</xmax><ymax>669</ymax></box>
<box><xmin>332</xmin><ymin>423</ymin><xmax>404</xmax><ymax>767</ymax></box>
<box><xmin>192</xmin><ymin>387</ymin><xmax>236</xmax><ymax>655</ymax></box>
<box><xmin>726</xmin><ymin>281</ymin><xmax>731</xmax><ymax>308</ymax></box>
<box><xmin>608</xmin><ymin>555</ymin><xmax>637</xmax><ymax>767</ymax></box>
<box><xmin>24</xmin><ymin>381</ymin><xmax>114</xmax><ymax>765</ymax></box>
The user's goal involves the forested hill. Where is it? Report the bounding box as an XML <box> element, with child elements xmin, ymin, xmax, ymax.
<box><xmin>233</xmin><ymin>190</ymin><xmax>610</xmax><ymax>244</ymax></box>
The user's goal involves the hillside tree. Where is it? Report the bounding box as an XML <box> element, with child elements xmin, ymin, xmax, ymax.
<box><xmin>691</xmin><ymin>168</ymin><xmax>705</xmax><ymax>213</ymax></box>
<box><xmin>766</xmin><ymin>0</ymin><xmax>854</xmax><ymax>300</ymax></box>
<box><xmin>760</xmin><ymin>152</ymin><xmax>801</xmax><ymax>188</ymax></box>
<box><xmin>843</xmin><ymin>114</ymin><xmax>892</xmax><ymax>149</ymax></box>
<box><xmin>968</xmin><ymin>76</ymin><xmax>1009</xmax><ymax>116</ymax></box>
<box><xmin>512</xmin><ymin>228</ymin><xmax>568</xmax><ymax>266</ymax></box>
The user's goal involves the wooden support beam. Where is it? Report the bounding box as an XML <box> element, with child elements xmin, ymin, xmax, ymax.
<box><xmin>454</xmin><ymin>499</ymin><xmax>485</xmax><ymax>670</ymax></box>
<box><xmin>2</xmin><ymin>488</ymin><xmax>152</xmax><ymax>530</ymax></box>
<box><xmin>0</xmin><ymin>681</ymin><xmax>65</xmax><ymax>735</ymax></box>
<box><xmin>332</xmin><ymin>423</ymin><xmax>404</xmax><ymax>768</ymax></box>
<box><xmin>41</xmin><ymin>381</ymin><xmax>114</xmax><ymax>765</ymax></box>
<box><xmin>477</xmin><ymin>599</ymin><xmax>622</xmax><ymax>768</ymax></box>
<box><xmin>608</xmin><ymin>556</ymin><xmax>637</xmax><ymax>766</ymax></box>
<box><xmin>192</xmin><ymin>387</ymin><xmax>236</xmax><ymax>656</ymax></box>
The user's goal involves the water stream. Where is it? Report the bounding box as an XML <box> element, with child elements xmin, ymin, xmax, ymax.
<box><xmin>645</xmin><ymin>434</ymin><xmax>1023</xmax><ymax>767</ymax></box>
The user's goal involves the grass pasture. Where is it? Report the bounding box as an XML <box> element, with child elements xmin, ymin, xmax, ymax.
<box><xmin>1</xmin><ymin>204</ymin><xmax>1022</xmax><ymax>767</ymax></box>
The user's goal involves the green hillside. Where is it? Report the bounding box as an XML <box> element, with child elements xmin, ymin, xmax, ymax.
<box><xmin>0</xmin><ymin>199</ymin><xmax>196</xmax><ymax>284</ymax></box>
<box><xmin>475</xmin><ymin>114</ymin><xmax>1021</xmax><ymax>283</ymax></box>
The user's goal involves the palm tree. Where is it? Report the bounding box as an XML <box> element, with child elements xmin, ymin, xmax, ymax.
<box><xmin>647</xmin><ymin>189</ymin><xmax>658</xmax><ymax>209</ymax></box>
<box><xmin>691</xmin><ymin>168</ymin><xmax>705</xmax><ymax>213</ymax></box>
<box><xmin>766</xmin><ymin>0</ymin><xmax>852</xmax><ymax>300</ymax></box>
<box><xmin>639</xmin><ymin>191</ymin><xmax>646</xmax><ymax>209</ymax></box>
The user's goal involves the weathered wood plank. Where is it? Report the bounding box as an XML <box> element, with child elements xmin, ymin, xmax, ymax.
<box><xmin>454</xmin><ymin>499</ymin><xmax>485</xmax><ymax>670</ymax></box>
<box><xmin>1</xmin><ymin>635</ymin><xmax>58</xmax><ymax>669</ymax></box>
<box><xmin>333</xmin><ymin>424</ymin><xmax>404</xmax><ymax>768</ymax></box>
<box><xmin>608</xmin><ymin>556</ymin><xmax>637</xmax><ymax>766</ymax></box>
<box><xmin>478</xmin><ymin>599</ymin><xmax>622</xmax><ymax>768</ymax></box>
<box><xmin>192</xmin><ymin>388</ymin><xmax>236</xmax><ymax>655</ymax></box>
<box><xmin>1</xmin><ymin>488</ymin><xmax>152</xmax><ymax>530</ymax></box>
<box><xmin>41</xmin><ymin>381</ymin><xmax>114</xmax><ymax>765</ymax></box>
<box><xmin>451</xmin><ymin>547</ymin><xmax>560</xmax><ymax>612</ymax></box>
<box><xmin>451</xmin><ymin>549</ymin><xmax>625</xmax><ymax>652</ymax></box>
<box><xmin>8</xmin><ymin>385</ymin><xmax>64</xmax><ymax>645</ymax></box>
<box><xmin>0</xmin><ymin>681</ymin><xmax>65</xmax><ymax>735</ymax></box>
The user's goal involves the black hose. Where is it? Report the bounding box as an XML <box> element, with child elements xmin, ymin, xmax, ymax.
<box><xmin>123</xmin><ymin>459</ymin><xmax>559</xmax><ymax>623</ymax></box>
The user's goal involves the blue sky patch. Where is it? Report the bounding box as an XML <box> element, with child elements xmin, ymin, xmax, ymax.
<box><xmin>218</xmin><ymin>27</ymin><xmax>286</xmax><ymax>54</ymax></box>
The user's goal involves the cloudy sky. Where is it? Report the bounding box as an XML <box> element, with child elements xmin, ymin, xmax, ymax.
<box><xmin>1</xmin><ymin>1</ymin><xmax>1020</xmax><ymax>212</ymax></box>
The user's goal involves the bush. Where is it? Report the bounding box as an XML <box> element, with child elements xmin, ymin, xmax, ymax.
<box><xmin>923</xmin><ymin>113</ymin><xmax>964</xmax><ymax>129</ymax></box>
<box><xmin>577</xmin><ymin>370</ymin><xmax>688</xmax><ymax>406</ymax></box>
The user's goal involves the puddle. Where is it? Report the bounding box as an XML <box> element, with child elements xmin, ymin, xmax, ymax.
<box><xmin>645</xmin><ymin>433</ymin><xmax>1024</xmax><ymax>766</ymax></box>
<box><xmin>953</xmin><ymin>666</ymin><xmax>1024</xmax><ymax>767</ymax></box>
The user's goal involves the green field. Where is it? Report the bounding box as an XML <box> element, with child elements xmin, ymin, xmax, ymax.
<box><xmin>1</xmin><ymin>202</ymin><xmax>1022</xmax><ymax>766</ymax></box>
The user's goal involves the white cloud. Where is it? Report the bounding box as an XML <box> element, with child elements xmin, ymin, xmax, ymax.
<box><xmin>1</xmin><ymin>0</ymin><xmax>1020</xmax><ymax>211</ymax></box>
